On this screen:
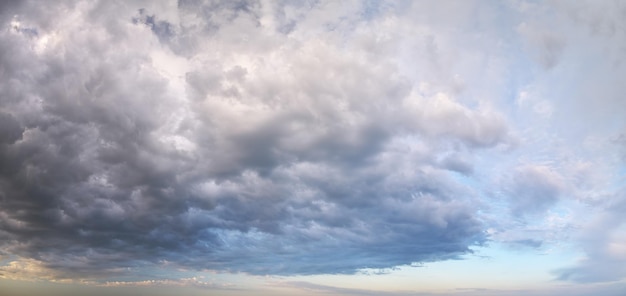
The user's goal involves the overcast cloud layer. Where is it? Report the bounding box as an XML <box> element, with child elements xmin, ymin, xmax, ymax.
<box><xmin>1</xmin><ymin>0</ymin><xmax>626</xmax><ymax>290</ymax></box>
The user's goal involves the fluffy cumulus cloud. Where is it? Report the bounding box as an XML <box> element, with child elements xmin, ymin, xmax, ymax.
<box><xmin>1</xmin><ymin>0</ymin><xmax>626</xmax><ymax>288</ymax></box>
<box><xmin>0</xmin><ymin>0</ymin><xmax>512</xmax><ymax>281</ymax></box>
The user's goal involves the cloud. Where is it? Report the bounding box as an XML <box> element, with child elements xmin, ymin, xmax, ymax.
<box><xmin>278</xmin><ymin>279</ymin><xmax>626</xmax><ymax>296</ymax></box>
<box><xmin>555</xmin><ymin>191</ymin><xmax>626</xmax><ymax>282</ymax></box>
<box><xmin>506</xmin><ymin>164</ymin><xmax>565</xmax><ymax>217</ymax></box>
<box><xmin>509</xmin><ymin>0</ymin><xmax>626</xmax><ymax>283</ymax></box>
<box><xmin>0</xmin><ymin>111</ymin><xmax>24</xmax><ymax>144</ymax></box>
<box><xmin>4</xmin><ymin>0</ymin><xmax>624</xmax><ymax>288</ymax></box>
<box><xmin>517</xmin><ymin>21</ymin><xmax>565</xmax><ymax>69</ymax></box>
<box><xmin>0</xmin><ymin>257</ymin><xmax>61</xmax><ymax>282</ymax></box>
<box><xmin>100</xmin><ymin>277</ymin><xmax>236</xmax><ymax>289</ymax></box>
<box><xmin>8</xmin><ymin>0</ymin><xmax>626</xmax><ymax>285</ymax></box>
<box><xmin>279</xmin><ymin>281</ymin><xmax>414</xmax><ymax>296</ymax></box>
<box><xmin>0</xmin><ymin>0</ymin><xmax>514</xmax><ymax>281</ymax></box>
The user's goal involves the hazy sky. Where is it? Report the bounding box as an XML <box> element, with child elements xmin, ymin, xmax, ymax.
<box><xmin>1</xmin><ymin>0</ymin><xmax>626</xmax><ymax>295</ymax></box>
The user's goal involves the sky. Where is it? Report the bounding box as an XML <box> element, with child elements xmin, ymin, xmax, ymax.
<box><xmin>1</xmin><ymin>0</ymin><xmax>626</xmax><ymax>295</ymax></box>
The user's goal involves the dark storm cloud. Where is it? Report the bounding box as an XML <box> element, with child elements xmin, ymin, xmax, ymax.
<box><xmin>0</xmin><ymin>0</ymin><xmax>510</xmax><ymax>280</ymax></box>
<box><xmin>0</xmin><ymin>112</ymin><xmax>23</xmax><ymax>144</ymax></box>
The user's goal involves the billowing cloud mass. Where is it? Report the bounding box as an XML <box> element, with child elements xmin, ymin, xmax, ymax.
<box><xmin>0</xmin><ymin>0</ymin><xmax>505</xmax><ymax>280</ymax></box>
<box><xmin>1</xmin><ymin>0</ymin><xmax>626</xmax><ymax>291</ymax></box>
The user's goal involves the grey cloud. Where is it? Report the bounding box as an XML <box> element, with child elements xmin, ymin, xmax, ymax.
<box><xmin>554</xmin><ymin>191</ymin><xmax>626</xmax><ymax>283</ymax></box>
<box><xmin>437</xmin><ymin>150</ymin><xmax>474</xmax><ymax>175</ymax></box>
<box><xmin>617</xmin><ymin>132</ymin><xmax>626</xmax><ymax>162</ymax></box>
<box><xmin>279</xmin><ymin>280</ymin><xmax>626</xmax><ymax>296</ymax></box>
<box><xmin>507</xmin><ymin>165</ymin><xmax>564</xmax><ymax>217</ymax></box>
<box><xmin>517</xmin><ymin>22</ymin><xmax>565</xmax><ymax>69</ymax></box>
<box><xmin>280</xmin><ymin>281</ymin><xmax>416</xmax><ymax>296</ymax></box>
<box><xmin>508</xmin><ymin>0</ymin><xmax>626</xmax><ymax>283</ymax></box>
<box><xmin>517</xmin><ymin>0</ymin><xmax>626</xmax><ymax>132</ymax></box>
<box><xmin>556</xmin><ymin>262</ymin><xmax>626</xmax><ymax>283</ymax></box>
<box><xmin>0</xmin><ymin>0</ymin><xmax>511</xmax><ymax>281</ymax></box>
<box><xmin>0</xmin><ymin>112</ymin><xmax>23</xmax><ymax>144</ymax></box>
<box><xmin>133</xmin><ymin>9</ymin><xmax>175</xmax><ymax>43</ymax></box>
<box><xmin>507</xmin><ymin>239</ymin><xmax>542</xmax><ymax>249</ymax></box>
